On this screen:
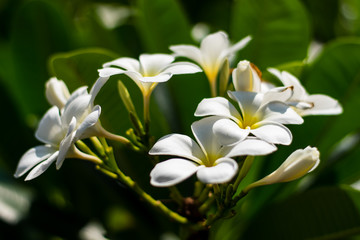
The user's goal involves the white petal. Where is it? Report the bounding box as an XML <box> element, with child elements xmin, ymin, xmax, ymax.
<box><xmin>225</xmin><ymin>35</ymin><xmax>252</xmax><ymax>55</ymax></box>
<box><xmin>139</xmin><ymin>54</ymin><xmax>174</xmax><ymax>76</ymax></box>
<box><xmin>170</xmin><ymin>45</ymin><xmax>202</xmax><ymax>65</ymax></box>
<box><xmin>262</xmin><ymin>86</ymin><xmax>293</xmax><ymax>104</ymax></box>
<box><xmin>268</xmin><ymin>68</ymin><xmax>306</xmax><ymax>100</ymax></box>
<box><xmin>191</xmin><ymin>117</ymin><xmax>224</xmax><ymax>158</ymax></box>
<box><xmin>89</xmin><ymin>77</ymin><xmax>109</xmax><ymax>103</ymax></box>
<box><xmin>14</xmin><ymin>145</ymin><xmax>57</xmax><ymax>178</ymax></box>
<box><xmin>251</xmin><ymin>122</ymin><xmax>292</xmax><ymax>145</ymax></box>
<box><xmin>150</xmin><ymin>158</ymin><xmax>199</xmax><ymax>187</ymax></box>
<box><xmin>149</xmin><ymin>134</ymin><xmax>204</xmax><ymax>164</ymax></box>
<box><xmin>140</xmin><ymin>73</ymin><xmax>173</xmax><ymax>83</ymax></box>
<box><xmin>103</xmin><ymin>57</ymin><xmax>140</xmax><ymax>72</ymax></box>
<box><xmin>228</xmin><ymin>91</ymin><xmax>263</xmax><ymax>118</ymax></box>
<box><xmin>35</xmin><ymin>106</ymin><xmax>64</xmax><ymax>145</ymax></box>
<box><xmin>222</xmin><ymin>137</ymin><xmax>277</xmax><ymax>157</ymax></box>
<box><xmin>196</xmin><ymin>158</ymin><xmax>238</xmax><ymax>184</ymax></box>
<box><xmin>25</xmin><ymin>151</ymin><xmax>59</xmax><ymax>181</ymax></box>
<box><xmin>200</xmin><ymin>31</ymin><xmax>229</xmax><ymax>67</ymax></box>
<box><xmin>45</xmin><ymin>77</ymin><xmax>70</xmax><ymax>109</ymax></box>
<box><xmin>259</xmin><ymin>101</ymin><xmax>303</xmax><ymax>124</ymax></box>
<box><xmin>62</xmin><ymin>95</ymin><xmax>92</xmax><ymax>126</ymax></box>
<box><xmin>300</xmin><ymin>94</ymin><xmax>343</xmax><ymax>116</ymax></box>
<box><xmin>98</xmin><ymin>67</ymin><xmax>125</xmax><ymax>78</ymax></box>
<box><xmin>195</xmin><ymin>97</ymin><xmax>241</xmax><ymax>122</ymax></box>
<box><xmin>163</xmin><ymin>62</ymin><xmax>202</xmax><ymax>75</ymax></box>
<box><xmin>281</xmin><ymin>71</ymin><xmax>307</xmax><ymax>100</ymax></box>
<box><xmin>75</xmin><ymin>105</ymin><xmax>101</xmax><ymax>139</ymax></box>
<box><xmin>64</xmin><ymin>86</ymin><xmax>89</xmax><ymax>110</ymax></box>
<box><xmin>56</xmin><ymin>118</ymin><xmax>77</xmax><ymax>169</ymax></box>
<box><xmin>169</xmin><ymin>45</ymin><xmax>203</xmax><ymax>64</ymax></box>
<box><xmin>213</xmin><ymin>118</ymin><xmax>249</xmax><ymax>145</ymax></box>
<box><xmin>232</xmin><ymin>60</ymin><xmax>261</xmax><ymax>92</ymax></box>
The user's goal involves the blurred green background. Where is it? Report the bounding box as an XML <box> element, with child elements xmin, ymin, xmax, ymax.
<box><xmin>2</xmin><ymin>0</ymin><xmax>360</xmax><ymax>239</ymax></box>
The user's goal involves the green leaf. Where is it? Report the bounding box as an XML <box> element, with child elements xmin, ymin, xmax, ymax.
<box><xmin>49</xmin><ymin>48</ymin><xmax>118</xmax><ymax>89</ymax></box>
<box><xmin>230</xmin><ymin>0</ymin><xmax>311</xmax><ymax>69</ymax></box>
<box><xmin>135</xmin><ymin>0</ymin><xmax>192</xmax><ymax>52</ymax></box>
<box><xmin>10</xmin><ymin>0</ymin><xmax>75</xmax><ymax>117</ymax></box>
<box><xmin>300</xmin><ymin>39</ymin><xmax>360</xmax><ymax>158</ymax></box>
<box><xmin>242</xmin><ymin>186</ymin><xmax>360</xmax><ymax>239</ymax></box>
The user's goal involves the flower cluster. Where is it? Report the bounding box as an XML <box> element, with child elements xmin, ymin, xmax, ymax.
<box><xmin>15</xmin><ymin>31</ymin><xmax>342</xmax><ymax>229</ymax></box>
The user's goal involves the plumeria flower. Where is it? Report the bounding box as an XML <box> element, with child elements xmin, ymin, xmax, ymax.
<box><xmin>268</xmin><ymin>68</ymin><xmax>343</xmax><ymax>116</ymax></box>
<box><xmin>170</xmin><ymin>31</ymin><xmax>252</xmax><ymax>96</ymax></box>
<box><xmin>149</xmin><ymin>117</ymin><xmax>277</xmax><ymax>187</ymax></box>
<box><xmin>243</xmin><ymin>146</ymin><xmax>320</xmax><ymax>192</ymax></box>
<box><xmin>14</xmin><ymin>106</ymin><xmax>101</xmax><ymax>181</ymax></box>
<box><xmin>195</xmin><ymin>90</ymin><xmax>303</xmax><ymax>146</ymax></box>
<box><xmin>98</xmin><ymin>54</ymin><xmax>201</xmax><ymax>97</ymax></box>
<box><xmin>98</xmin><ymin>54</ymin><xmax>201</xmax><ymax>124</ymax></box>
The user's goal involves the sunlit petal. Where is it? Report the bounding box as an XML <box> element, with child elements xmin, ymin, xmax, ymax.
<box><xmin>149</xmin><ymin>134</ymin><xmax>205</xmax><ymax>164</ymax></box>
<box><xmin>14</xmin><ymin>145</ymin><xmax>57</xmax><ymax>178</ymax></box>
<box><xmin>24</xmin><ymin>152</ymin><xmax>59</xmax><ymax>181</ymax></box>
<box><xmin>150</xmin><ymin>158</ymin><xmax>199</xmax><ymax>187</ymax></box>
<box><xmin>197</xmin><ymin>158</ymin><xmax>238</xmax><ymax>184</ymax></box>
<box><xmin>251</xmin><ymin>122</ymin><xmax>292</xmax><ymax>145</ymax></box>
<box><xmin>35</xmin><ymin>106</ymin><xmax>64</xmax><ymax>145</ymax></box>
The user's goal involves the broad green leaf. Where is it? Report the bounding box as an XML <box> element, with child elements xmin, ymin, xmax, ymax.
<box><xmin>135</xmin><ymin>0</ymin><xmax>192</xmax><ymax>52</ymax></box>
<box><xmin>230</xmin><ymin>0</ymin><xmax>311</xmax><ymax>68</ymax></box>
<box><xmin>300</xmin><ymin>39</ymin><xmax>360</xmax><ymax>158</ymax></box>
<box><xmin>241</xmin><ymin>186</ymin><xmax>360</xmax><ymax>239</ymax></box>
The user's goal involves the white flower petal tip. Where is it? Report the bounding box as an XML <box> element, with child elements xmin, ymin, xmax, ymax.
<box><xmin>249</xmin><ymin>146</ymin><xmax>320</xmax><ymax>189</ymax></box>
<box><xmin>150</xmin><ymin>158</ymin><xmax>199</xmax><ymax>187</ymax></box>
<box><xmin>197</xmin><ymin>158</ymin><xmax>238</xmax><ymax>184</ymax></box>
<box><xmin>45</xmin><ymin>77</ymin><xmax>70</xmax><ymax>109</ymax></box>
<box><xmin>97</xmin><ymin>68</ymin><xmax>125</xmax><ymax>78</ymax></box>
<box><xmin>232</xmin><ymin>60</ymin><xmax>261</xmax><ymax>92</ymax></box>
<box><xmin>14</xmin><ymin>146</ymin><xmax>56</xmax><ymax>178</ymax></box>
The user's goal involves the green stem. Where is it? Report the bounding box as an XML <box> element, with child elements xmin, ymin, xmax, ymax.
<box><xmin>99</xmin><ymin>141</ymin><xmax>188</xmax><ymax>224</ymax></box>
<box><xmin>76</xmin><ymin>140</ymin><xmax>99</xmax><ymax>158</ymax></box>
<box><xmin>233</xmin><ymin>156</ymin><xmax>254</xmax><ymax>191</ymax></box>
<box><xmin>90</xmin><ymin>137</ymin><xmax>106</xmax><ymax>157</ymax></box>
<box><xmin>209</xmin><ymin>76</ymin><xmax>217</xmax><ymax>97</ymax></box>
<box><xmin>143</xmin><ymin>93</ymin><xmax>151</xmax><ymax>134</ymax></box>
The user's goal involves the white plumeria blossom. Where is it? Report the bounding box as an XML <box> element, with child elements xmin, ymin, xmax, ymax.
<box><xmin>170</xmin><ymin>31</ymin><xmax>252</xmax><ymax>82</ymax></box>
<box><xmin>14</xmin><ymin>106</ymin><xmax>79</xmax><ymax>180</ymax></box>
<box><xmin>195</xmin><ymin>90</ymin><xmax>303</xmax><ymax>146</ymax></box>
<box><xmin>98</xmin><ymin>53</ymin><xmax>202</xmax><ymax>96</ymax></box>
<box><xmin>268</xmin><ymin>68</ymin><xmax>343</xmax><ymax>116</ymax></box>
<box><xmin>245</xmin><ymin>146</ymin><xmax>320</xmax><ymax>190</ymax></box>
<box><xmin>149</xmin><ymin>117</ymin><xmax>277</xmax><ymax>187</ymax></box>
<box><xmin>15</xmin><ymin>77</ymin><xmax>110</xmax><ymax>180</ymax></box>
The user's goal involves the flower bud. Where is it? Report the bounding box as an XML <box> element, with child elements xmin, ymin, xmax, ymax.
<box><xmin>45</xmin><ymin>77</ymin><xmax>70</xmax><ymax>109</ymax></box>
<box><xmin>244</xmin><ymin>146</ymin><xmax>320</xmax><ymax>192</ymax></box>
<box><xmin>232</xmin><ymin>60</ymin><xmax>261</xmax><ymax>92</ymax></box>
